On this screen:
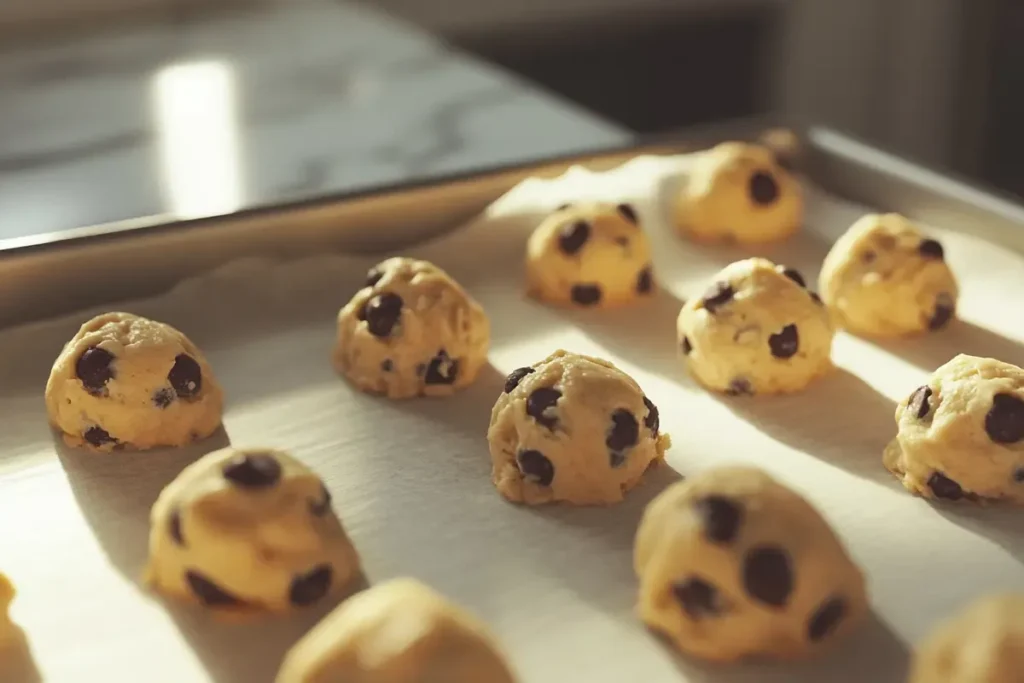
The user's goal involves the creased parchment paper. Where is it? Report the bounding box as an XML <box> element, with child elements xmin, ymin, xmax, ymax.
<box><xmin>1</xmin><ymin>154</ymin><xmax>1023</xmax><ymax>683</ymax></box>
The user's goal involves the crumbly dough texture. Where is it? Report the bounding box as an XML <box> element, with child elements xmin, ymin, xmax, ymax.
<box><xmin>45</xmin><ymin>312</ymin><xmax>223</xmax><ymax>451</ymax></box>
<box><xmin>146</xmin><ymin>447</ymin><xmax>361</xmax><ymax>613</ymax></box>
<box><xmin>910</xmin><ymin>594</ymin><xmax>1024</xmax><ymax>683</ymax></box>
<box><xmin>634</xmin><ymin>466</ymin><xmax>868</xmax><ymax>662</ymax></box>
<box><xmin>884</xmin><ymin>354</ymin><xmax>1024</xmax><ymax>504</ymax></box>
<box><xmin>674</xmin><ymin>142</ymin><xmax>803</xmax><ymax>244</ymax></box>
<box><xmin>819</xmin><ymin>213</ymin><xmax>960</xmax><ymax>337</ymax></box>
<box><xmin>525</xmin><ymin>202</ymin><xmax>655</xmax><ymax>308</ymax></box>
<box><xmin>333</xmin><ymin>257</ymin><xmax>490</xmax><ymax>399</ymax></box>
<box><xmin>677</xmin><ymin>258</ymin><xmax>834</xmax><ymax>395</ymax></box>
<box><xmin>276</xmin><ymin>578</ymin><xmax>517</xmax><ymax>683</ymax></box>
<box><xmin>487</xmin><ymin>350</ymin><xmax>671</xmax><ymax>506</ymax></box>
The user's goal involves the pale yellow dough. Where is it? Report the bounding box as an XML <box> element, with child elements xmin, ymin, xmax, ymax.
<box><xmin>910</xmin><ymin>594</ymin><xmax>1024</xmax><ymax>683</ymax></box>
<box><xmin>146</xmin><ymin>447</ymin><xmax>361</xmax><ymax>613</ymax></box>
<box><xmin>674</xmin><ymin>142</ymin><xmax>803</xmax><ymax>244</ymax></box>
<box><xmin>819</xmin><ymin>213</ymin><xmax>959</xmax><ymax>337</ymax></box>
<box><xmin>487</xmin><ymin>350</ymin><xmax>671</xmax><ymax>506</ymax></box>
<box><xmin>276</xmin><ymin>578</ymin><xmax>517</xmax><ymax>683</ymax></box>
<box><xmin>634</xmin><ymin>466</ymin><xmax>868</xmax><ymax>662</ymax></box>
<box><xmin>333</xmin><ymin>257</ymin><xmax>490</xmax><ymax>399</ymax></box>
<box><xmin>677</xmin><ymin>258</ymin><xmax>833</xmax><ymax>395</ymax></box>
<box><xmin>44</xmin><ymin>312</ymin><xmax>223</xmax><ymax>451</ymax></box>
<box><xmin>525</xmin><ymin>202</ymin><xmax>654</xmax><ymax>308</ymax></box>
<box><xmin>884</xmin><ymin>354</ymin><xmax>1024</xmax><ymax>504</ymax></box>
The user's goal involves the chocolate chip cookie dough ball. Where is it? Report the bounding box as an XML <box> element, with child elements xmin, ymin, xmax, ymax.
<box><xmin>146</xmin><ymin>447</ymin><xmax>361</xmax><ymax>612</ymax></box>
<box><xmin>819</xmin><ymin>213</ymin><xmax>959</xmax><ymax>337</ymax></box>
<box><xmin>45</xmin><ymin>312</ymin><xmax>223</xmax><ymax>451</ymax></box>
<box><xmin>487</xmin><ymin>350</ymin><xmax>671</xmax><ymax>506</ymax></box>
<box><xmin>635</xmin><ymin>466</ymin><xmax>867</xmax><ymax>662</ymax></box>
<box><xmin>910</xmin><ymin>594</ymin><xmax>1024</xmax><ymax>683</ymax></box>
<box><xmin>276</xmin><ymin>578</ymin><xmax>517</xmax><ymax>683</ymax></box>
<box><xmin>525</xmin><ymin>202</ymin><xmax>654</xmax><ymax>308</ymax></box>
<box><xmin>333</xmin><ymin>257</ymin><xmax>490</xmax><ymax>399</ymax></box>
<box><xmin>884</xmin><ymin>354</ymin><xmax>1024</xmax><ymax>505</ymax></box>
<box><xmin>677</xmin><ymin>258</ymin><xmax>833</xmax><ymax>396</ymax></box>
<box><xmin>674</xmin><ymin>142</ymin><xmax>803</xmax><ymax>244</ymax></box>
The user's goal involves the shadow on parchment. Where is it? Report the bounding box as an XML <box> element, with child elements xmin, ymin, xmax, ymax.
<box><xmin>877</xmin><ymin>318</ymin><xmax>1024</xmax><ymax>373</ymax></box>
<box><xmin>936</xmin><ymin>503</ymin><xmax>1024</xmax><ymax>565</ymax></box>
<box><xmin>0</xmin><ymin>627</ymin><xmax>41</xmax><ymax>683</ymax></box>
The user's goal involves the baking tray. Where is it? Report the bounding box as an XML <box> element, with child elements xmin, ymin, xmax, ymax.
<box><xmin>0</xmin><ymin>123</ymin><xmax>1022</xmax><ymax>683</ymax></box>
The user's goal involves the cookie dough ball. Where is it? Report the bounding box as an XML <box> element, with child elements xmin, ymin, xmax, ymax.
<box><xmin>44</xmin><ymin>312</ymin><xmax>223</xmax><ymax>451</ymax></box>
<box><xmin>146</xmin><ymin>447</ymin><xmax>361</xmax><ymax>612</ymax></box>
<box><xmin>674</xmin><ymin>142</ymin><xmax>803</xmax><ymax>244</ymax></box>
<box><xmin>0</xmin><ymin>572</ymin><xmax>13</xmax><ymax>638</ymax></box>
<box><xmin>487</xmin><ymin>350</ymin><xmax>671</xmax><ymax>506</ymax></box>
<box><xmin>635</xmin><ymin>466</ymin><xmax>868</xmax><ymax>662</ymax></box>
<box><xmin>276</xmin><ymin>578</ymin><xmax>517</xmax><ymax>683</ymax></box>
<box><xmin>910</xmin><ymin>594</ymin><xmax>1024</xmax><ymax>683</ymax></box>
<box><xmin>677</xmin><ymin>258</ymin><xmax>833</xmax><ymax>396</ymax></box>
<box><xmin>333</xmin><ymin>258</ymin><xmax>490</xmax><ymax>399</ymax></box>
<box><xmin>884</xmin><ymin>354</ymin><xmax>1024</xmax><ymax>504</ymax></box>
<box><xmin>819</xmin><ymin>213</ymin><xmax>959</xmax><ymax>337</ymax></box>
<box><xmin>525</xmin><ymin>202</ymin><xmax>654</xmax><ymax>308</ymax></box>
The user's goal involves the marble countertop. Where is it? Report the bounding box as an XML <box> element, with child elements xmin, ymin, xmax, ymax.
<box><xmin>0</xmin><ymin>0</ymin><xmax>628</xmax><ymax>243</ymax></box>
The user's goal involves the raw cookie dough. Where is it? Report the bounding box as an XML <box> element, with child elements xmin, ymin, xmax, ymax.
<box><xmin>674</xmin><ymin>142</ymin><xmax>803</xmax><ymax>244</ymax></box>
<box><xmin>276</xmin><ymin>578</ymin><xmax>517</xmax><ymax>683</ymax></box>
<box><xmin>487</xmin><ymin>350</ymin><xmax>671</xmax><ymax>506</ymax></box>
<box><xmin>333</xmin><ymin>257</ymin><xmax>490</xmax><ymax>399</ymax></box>
<box><xmin>45</xmin><ymin>312</ymin><xmax>223</xmax><ymax>451</ymax></box>
<box><xmin>146</xmin><ymin>447</ymin><xmax>361</xmax><ymax>612</ymax></box>
<box><xmin>634</xmin><ymin>466</ymin><xmax>868</xmax><ymax>662</ymax></box>
<box><xmin>884</xmin><ymin>354</ymin><xmax>1024</xmax><ymax>504</ymax></box>
<box><xmin>819</xmin><ymin>213</ymin><xmax>959</xmax><ymax>337</ymax></box>
<box><xmin>910</xmin><ymin>594</ymin><xmax>1024</xmax><ymax>683</ymax></box>
<box><xmin>525</xmin><ymin>201</ymin><xmax>655</xmax><ymax>308</ymax></box>
<box><xmin>677</xmin><ymin>258</ymin><xmax>833</xmax><ymax>395</ymax></box>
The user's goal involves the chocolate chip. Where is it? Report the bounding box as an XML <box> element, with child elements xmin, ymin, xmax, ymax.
<box><xmin>908</xmin><ymin>386</ymin><xmax>933</xmax><ymax>419</ymax></box>
<box><xmin>928</xmin><ymin>295</ymin><xmax>955</xmax><ymax>330</ymax></box>
<box><xmin>726</xmin><ymin>378</ymin><xmax>754</xmax><ymax>396</ymax></box>
<box><xmin>642</xmin><ymin>396</ymin><xmax>659</xmax><ymax>435</ymax></box>
<box><xmin>743</xmin><ymin>546</ymin><xmax>793</xmax><ymax>607</ymax></box>
<box><xmin>153</xmin><ymin>388</ymin><xmax>175</xmax><ymax>408</ymax></box>
<box><xmin>750</xmin><ymin>171</ymin><xmax>780</xmax><ymax>205</ymax></box>
<box><xmin>862</xmin><ymin>250</ymin><xmax>877</xmax><ymax>264</ymax></box>
<box><xmin>673</xmin><ymin>578</ymin><xmax>722</xmax><ymax>619</ymax></box>
<box><xmin>365</xmin><ymin>266</ymin><xmax>385</xmax><ymax>288</ymax></box>
<box><xmin>702</xmin><ymin>282</ymin><xmax>735</xmax><ymax>313</ymax></box>
<box><xmin>526</xmin><ymin>387</ymin><xmax>561</xmax><ymax>429</ymax></box>
<box><xmin>364</xmin><ymin>293</ymin><xmax>403</xmax><ymax>338</ymax></box>
<box><xmin>186</xmin><ymin>570</ymin><xmax>243</xmax><ymax>606</ymax></box>
<box><xmin>222</xmin><ymin>453</ymin><xmax>282</xmax><ymax>488</ymax></box>
<box><xmin>169</xmin><ymin>354</ymin><xmax>202</xmax><ymax>399</ymax></box>
<box><xmin>169</xmin><ymin>509</ymin><xmax>185</xmax><ymax>546</ymax></box>
<box><xmin>556</xmin><ymin>203</ymin><xmax>572</xmax><ymax>212</ymax></box>
<box><xmin>919</xmin><ymin>239</ymin><xmax>945</xmax><ymax>260</ymax></box>
<box><xmin>570</xmin><ymin>284</ymin><xmax>602</xmax><ymax>306</ymax></box>
<box><xmin>309</xmin><ymin>484</ymin><xmax>332</xmax><ymax>516</ymax></box>
<box><xmin>424</xmin><ymin>350</ymin><xmax>459</xmax><ymax>385</ymax></box>
<box><xmin>614</xmin><ymin>236</ymin><xmax>630</xmax><ymax>247</ymax></box>
<box><xmin>289</xmin><ymin>565</ymin><xmax>333</xmax><ymax>606</ymax></box>
<box><xmin>84</xmin><ymin>426</ymin><xmax>115</xmax><ymax>447</ymax></box>
<box><xmin>681</xmin><ymin>336</ymin><xmax>693</xmax><ymax>355</ymax></box>
<box><xmin>636</xmin><ymin>267</ymin><xmax>653</xmax><ymax>294</ymax></box>
<box><xmin>517</xmin><ymin>449</ymin><xmax>554</xmax><ymax>486</ymax></box>
<box><xmin>985</xmin><ymin>393</ymin><xmax>1024</xmax><ymax>444</ymax></box>
<box><xmin>607</xmin><ymin>409</ymin><xmax>640</xmax><ymax>467</ymax></box>
<box><xmin>768</xmin><ymin>324</ymin><xmax>800</xmax><ymax>359</ymax></box>
<box><xmin>380</xmin><ymin>359</ymin><xmax>393</xmax><ymax>372</ymax></box>
<box><xmin>928</xmin><ymin>471</ymin><xmax>965</xmax><ymax>500</ymax></box>
<box><xmin>76</xmin><ymin>347</ymin><xmax>115</xmax><ymax>394</ymax></box>
<box><xmin>1014</xmin><ymin>468</ymin><xmax>1024</xmax><ymax>483</ymax></box>
<box><xmin>504</xmin><ymin>367</ymin><xmax>534</xmax><ymax>393</ymax></box>
<box><xmin>810</xmin><ymin>292</ymin><xmax>823</xmax><ymax>305</ymax></box>
<box><xmin>694</xmin><ymin>495</ymin><xmax>742</xmax><ymax>544</ymax></box>
<box><xmin>808</xmin><ymin>597</ymin><xmax>847</xmax><ymax>641</ymax></box>
<box><xmin>779</xmin><ymin>267</ymin><xmax>806</xmax><ymax>288</ymax></box>
<box><xmin>617</xmin><ymin>203</ymin><xmax>639</xmax><ymax>224</ymax></box>
<box><xmin>558</xmin><ymin>221</ymin><xmax>590</xmax><ymax>255</ymax></box>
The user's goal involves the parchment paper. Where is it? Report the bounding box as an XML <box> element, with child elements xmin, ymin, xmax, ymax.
<box><xmin>1</xmin><ymin>154</ymin><xmax>1023</xmax><ymax>683</ymax></box>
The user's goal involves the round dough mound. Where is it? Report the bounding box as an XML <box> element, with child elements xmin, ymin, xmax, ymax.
<box><xmin>634</xmin><ymin>466</ymin><xmax>868</xmax><ymax>662</ymax></box>
<box><xmin>884</xmin><ymin>354</ymin><xmax>1024</xmax><ymax>504</ymax></box>
<box><xmin>674</xmin><ymin>142</ymin><xmax>803</xmax><ymax>244</ymax></box>
<box><xmin>487</xmin><ymin>350</ymin><xmax>671</xmax><ymax>506</ymax></box>
<box><xmin>146</xmin><ymin>446</ymin><xmax>361</xmax><ymax>613</ymax></box>
<box><xmin>276</xmin><ymin>578</ymin><xmax>517</xmax><ymax>683</ymax></box>
<box><xmin>333</xmin><ymin>257</ymin><xmax>490</xmax><ymax>399</ymax></box>
<box><xmin>677</xmin><ymin>258</ymin><xmax>833</xmax><ymax>395</ymax></box>
<box><xmin>525</xmin><ymin>202</ymin><xmax>654</xmax><ymax>308</ymax></box>
<box><xmin>910</xmin><ymin>594</ymin><xmax>1024</xmax><ymax>683</ymax></box>
<box><xmin>44</xmin><ymin>312</ymin><xmax>223</xmax><ymax>451</ymax></box>
<box><xmin>819</xmin><ymin>213</ymin><xmax>959</xmax><ymax>337</ymax></box>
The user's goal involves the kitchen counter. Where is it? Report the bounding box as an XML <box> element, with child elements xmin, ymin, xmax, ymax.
<box><xmin>0</xmin><ymin>0</ymin><xmax>628</xmax><ymax>243</ymax></box>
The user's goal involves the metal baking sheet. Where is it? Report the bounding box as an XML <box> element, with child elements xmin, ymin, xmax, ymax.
<box><xmin>1</xmin><ymin>130</ymin><xmax>1023</xmax><ymax>683</ymax></box>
